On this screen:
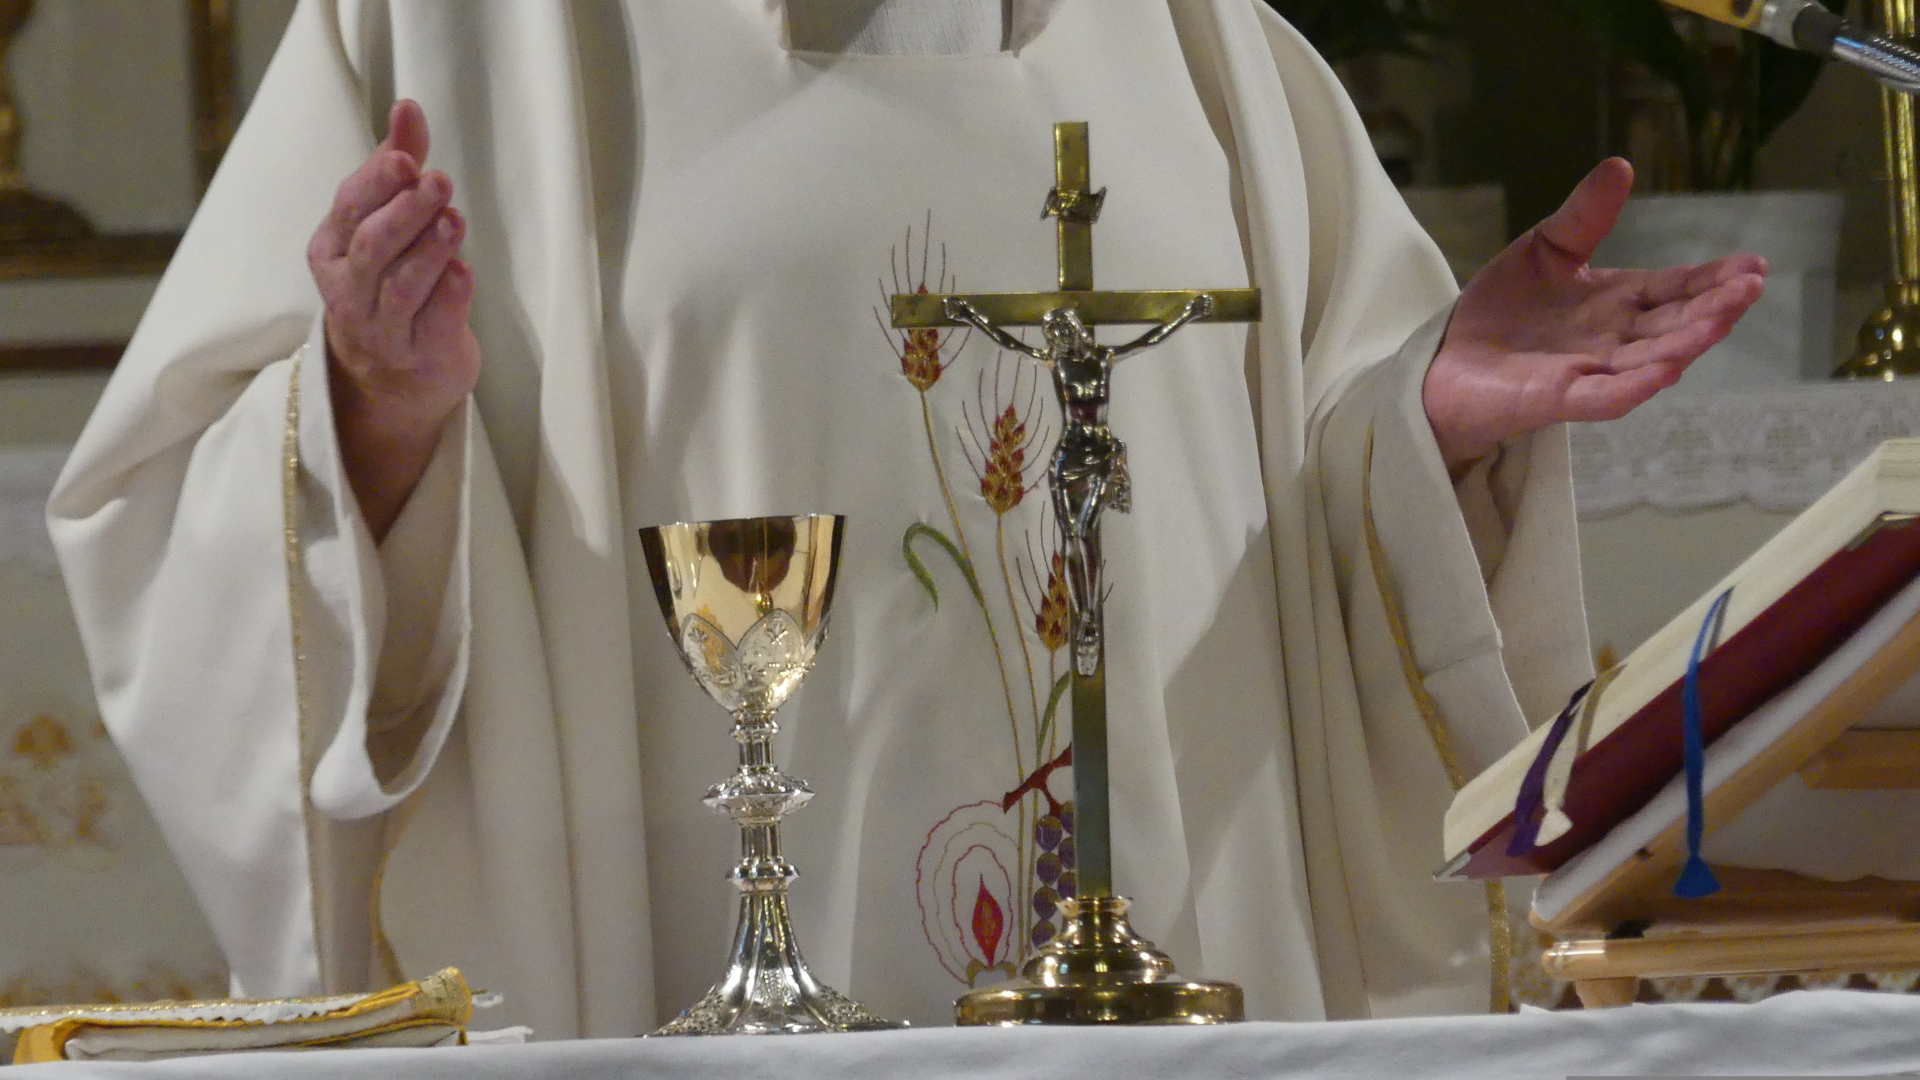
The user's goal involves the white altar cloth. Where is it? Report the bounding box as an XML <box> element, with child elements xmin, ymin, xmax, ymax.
<box><xmin>1570</xmin><ymin>381</ymin><xmax>1920</xmax><ymax>517</ymax></box>
<box><xmin>16</xmin><ymin>990</ymin><xmax>1920</xmax><ymax>1079</ymax></box>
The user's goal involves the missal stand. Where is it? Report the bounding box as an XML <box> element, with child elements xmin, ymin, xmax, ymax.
<box><xmin>1441</xmin><ymin>440</ymin><xmax>1920</xmax><ymax>1009</ymax></box>
<box><xmin>1537</xmin><ymin>612</ymin><xmax>1920</xmax><ymax>1007</ymax></box>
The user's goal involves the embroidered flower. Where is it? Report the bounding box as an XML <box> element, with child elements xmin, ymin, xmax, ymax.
<box><xmin>1033</xmin><ymin>552</ymin><xmax>1070</xmax><ymax>653</ymax></box>
<box><xmin>916</xmin><ymin>801</ymin><xmax>1022</xmax><ymax>986</ymax></box>
<box><xmin>982</xmin><ymin>405</ymin><xmax>1029</xmax><ymax>513</ymax></box>
<box><xmin>971</xmin><ymin>879</ymin><xmax>1007</xmax><ymax>968</ymax></box>
<box><xmin>877</xmin><ymin>213</ymin><xmax>966</xmax><ymax>391</ymax></box>
<box><xmin>961</xmin><ymin>358</ymin><xmax>1047</xmax><ymax>518</ymax></box>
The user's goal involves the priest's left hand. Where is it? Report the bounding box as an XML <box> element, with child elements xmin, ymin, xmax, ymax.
<box><xmin>1422</xmin><ymin>158</ymin><xmax>1768</xmax><ymax>475</ymax></box>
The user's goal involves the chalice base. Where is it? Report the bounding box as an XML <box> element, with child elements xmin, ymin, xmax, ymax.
<box><xmin>953</xmin><ymin>896</ymin><xmax>1244</xmax><ymax>1026</ymax></box>
<box><xmin>651</xmin><ymin>893</ymin><xmax>902</xmax><ymax>1036</ymax></box>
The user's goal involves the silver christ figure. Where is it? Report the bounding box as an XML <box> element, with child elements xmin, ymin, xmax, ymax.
<box><xmin>944</xmin><ymin>294</ymin><xmax>1215</xmax><ymax>676</ymax></box>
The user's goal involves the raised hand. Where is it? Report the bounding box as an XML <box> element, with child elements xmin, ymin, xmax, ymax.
<box><xmin>1422</xmin><ymin>158</ymin><xmax>1767</xmax><ymax>475</ymax></box>
<box><xmin>308</xmin><ymin>99</ymin><xmax>478</xmax><ymax>538</ymax></box>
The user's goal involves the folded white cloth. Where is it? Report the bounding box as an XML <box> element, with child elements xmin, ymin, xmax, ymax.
<box><xmin>2</xmin><ymin>968</ymin><xmax>475</xmax><ymax>1063</ymax></box>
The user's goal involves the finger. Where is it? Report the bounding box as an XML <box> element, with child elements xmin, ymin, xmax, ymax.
<box><xmin>1562</xmin><ymin>361</ymin><xmax>1683</xmax><ymax>422</ymax></box>
<box><xmin>309</xmin><ymin>100</ymin><xmax>431</xmax><ymax>265</ymax></box>
<box><xmin>1617</xmin><ymin>253</ymin><xmax>1770</xmax><ymax>310</ymax></box>
<box><xmin>1610</xmin><ymin>277</ymin><xmax>1762</xmax><ymax>375</ymax></box>
<box><xmin>384</xmin><ymin>98</ymin><xmax>430</xmax><ymax>164</ymax></box>
<box><xmin>378</xmin><ymin>208</ymin><xmax>464</xmax><ymax>324</ymax></box>
<box><xmin>311</xmin><ymin>149</ymin><xmax>422</xmax><ymax>263</ymax></box>
<box><xmin>1533</xmin><ymin>158</ymin><xmax>1635</xmax><ymax>269</ymax></box>
<box><xmin>413</xmin><ymin>257</ymin><xmax>476</xmax><ymax>352</ymax></box>
<box><xmin>1631</xmin><ymin>272</ymin><xmax>1767</xmax><ymax>339</ymax></box>
<box><xmin>343</xmin><ymin>171</ymin><xmax>454</xmax><ymax>312</ymax></box>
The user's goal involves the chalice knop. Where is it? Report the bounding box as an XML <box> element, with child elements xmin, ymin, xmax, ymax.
<box><xmin>639</xmin><ymin>514</ymin><xmax>900</xmax><ymax>1035</ymax></box>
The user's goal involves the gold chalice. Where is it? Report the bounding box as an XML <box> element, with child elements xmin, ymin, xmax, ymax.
<box><xmin>638</xmin><ymin>514</ymin><xmax>900</xmax><ymax>1035</ymax></box>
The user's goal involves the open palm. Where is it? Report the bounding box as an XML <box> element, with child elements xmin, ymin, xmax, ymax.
<box><xmin>1423</xmin><ymin>158</ymin><xmax>1768</xmax><ymax>473</ymax></box>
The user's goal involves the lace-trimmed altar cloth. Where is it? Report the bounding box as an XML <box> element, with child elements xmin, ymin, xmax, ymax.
<box><xmin>1571</xmin><ymin>381</ymin><xmax>1920</xmax><ymax>518</ymax></box>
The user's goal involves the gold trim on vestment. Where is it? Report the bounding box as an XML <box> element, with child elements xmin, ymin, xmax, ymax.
<box><xmin>282</xmin><ymin>346</ymin><xmax>331</xmax><ymax>985</ymax></box>
<box><xmin>281</xmin><ymin>346</ymin><xmax>417</xmax><ymax>989</ymax></box>
<box><xmin>369</xmin><ymin>794</ymin><xmax>422</xmax><ymax>986</ymax></box>
<box><xmin>1360</xmin><ymin>428</ymin><xmax>1512</xmax><ymax>1014</ymax></box>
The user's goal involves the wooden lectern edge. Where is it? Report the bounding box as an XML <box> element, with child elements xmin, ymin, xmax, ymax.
<box><xmin>1799</xmin><ymin>730</ymin><xmax>1920</xmax><ymax>788</ymax></box>
<box><xmin>1536</xmin><ymin>608</ymin><xmax>1920</xmax><ymax>937</ymax></box>
<box><xmin>1546</xmin><ymin>923</ymin><xmax>1920</xmax><ymax>984</ymax></box>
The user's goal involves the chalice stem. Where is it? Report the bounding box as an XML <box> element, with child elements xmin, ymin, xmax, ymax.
<box><xmin>651</xmin><ymin>716</ymin><xmax>898</xmax><ymax>1034</ymax></box>
<box><xmin>713</xmin><ymin>813</ymin><xmax>818</xmax><ymax>1017</ymax></box>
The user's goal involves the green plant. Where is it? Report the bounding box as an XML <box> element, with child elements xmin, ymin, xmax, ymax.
<box><xmin>1260</xmin><ymin>0</ymin><xmax>1445</xmax><ymax>65</ymax></box>
<box><xmin>1563</xmin><ymin>0</ymin><xmax>1847</xmax><ymax>190</ymax></box>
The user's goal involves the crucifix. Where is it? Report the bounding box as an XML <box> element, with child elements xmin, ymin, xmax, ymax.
<box><xmin>892</xmin><ymin>122</ymin><xmax>1260</xmax><ymax>1025</ymax></box>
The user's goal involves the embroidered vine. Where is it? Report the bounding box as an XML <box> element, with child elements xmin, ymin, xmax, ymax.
<box><xmin>879</xmin><ymin>217</ymin><xmax>1077</xmax><ymax>983</ymax></box>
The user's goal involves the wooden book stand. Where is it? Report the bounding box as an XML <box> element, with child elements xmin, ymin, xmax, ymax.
<box><xmin>1538</xmin><ymin>612</ymin><xmax>1920</xmax><ymax>1007</ymax></box>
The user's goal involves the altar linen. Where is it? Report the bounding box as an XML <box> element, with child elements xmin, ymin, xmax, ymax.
<box><xmin>4</xmin><ymin>969</ymin><xmax>474</xmax><ymax>1064</ymax></box>
<box><xmin>48</xmin><ymin>0</ymin><xmax>1591</xmax><ymax>1035</ymax></box>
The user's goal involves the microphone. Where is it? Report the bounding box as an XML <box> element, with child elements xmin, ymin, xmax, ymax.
<box><xmin>1660</xmin><ymin>0</ymin><xmax>1920</xmax><ymax>92</ymax></box>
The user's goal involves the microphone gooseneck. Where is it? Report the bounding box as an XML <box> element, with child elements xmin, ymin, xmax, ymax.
<box><xmin>1662</xmin><ymin>0</ymin><xmax>1920</xmax><ymax>94</ymax></box>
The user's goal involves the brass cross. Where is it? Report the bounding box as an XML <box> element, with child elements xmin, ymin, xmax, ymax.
<box><xmin>889</xmin><ymin>122</ymin><xmax>1261</xmax><ymax>902</ymax></box>
<box><xmin>889</xmin><ymin>122</ymin><xmax>1261</xmax><ymax>330</ymax></box>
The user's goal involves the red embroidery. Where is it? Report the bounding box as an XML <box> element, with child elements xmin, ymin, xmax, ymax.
<box><xmin>971</xmin><ymin>879</ymin><xmax>1005</xmax><ymax>966</ymax></box>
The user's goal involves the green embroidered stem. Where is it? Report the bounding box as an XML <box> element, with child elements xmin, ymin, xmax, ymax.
<box><xmin>903</xmin><ymin>523</ymin><xmax>979</xmax><ymax>608</ymax></box>
<box><xmin>1017</xmin><ymin>791</ymin><xmax>1033</xmax><ymax>951</ymax></box>
<box><xmin>916</xmin><ymin>390</ymin><xmax>1025</xmax><ymax>778</ymax></box>
<box><xmin>1036</xmin><ymin>672</ymin><xmax>1070</xmax><ymax>758</ymax></box>
<box><xmin>996</xmin><ymin>520</ymin><xmax>1042</xmax><ymax>743</ymax></box>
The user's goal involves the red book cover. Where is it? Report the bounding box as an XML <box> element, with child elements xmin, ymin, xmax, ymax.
<box><xmin>1452</xmin><ymin>520</ymin><xmax>1920</xmax><ymax>880</ymax></box>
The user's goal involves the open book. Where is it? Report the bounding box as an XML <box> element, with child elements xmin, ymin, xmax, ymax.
<box><xmin>1442</xmin><ymin>439</ymin><xmax>1920</xmax><ymax>883</ymax></box>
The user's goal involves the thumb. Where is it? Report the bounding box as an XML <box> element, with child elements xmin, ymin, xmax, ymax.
<box><xmin>1534</xmin><ymin>157</ymin><xmax>1634</xmax><ymax>268</ymax></box>
<box><xmin>382</xmin><ymin>98</ymin><xmax>431</xmax><ymax>165</ymax></box>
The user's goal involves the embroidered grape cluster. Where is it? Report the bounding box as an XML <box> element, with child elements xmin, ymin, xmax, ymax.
<box><xmin>1029</xmin><ymin>800</ymin><xmax>1075</xmax><ymax>948</ymax></box>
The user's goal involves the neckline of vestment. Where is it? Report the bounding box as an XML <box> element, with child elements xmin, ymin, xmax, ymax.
<box><xmin>753</xmin><ymin>0</ymin><xmax>1063</xmax><ymax>61</ymax></box>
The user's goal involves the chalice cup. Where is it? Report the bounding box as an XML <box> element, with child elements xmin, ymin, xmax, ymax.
<box><xmin>639</xmin><ymin>514</ymin><xmax>900</xmax><ymax>1035</ymax></box>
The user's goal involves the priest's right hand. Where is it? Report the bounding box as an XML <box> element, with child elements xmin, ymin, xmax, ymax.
<box><xmin>308</xmin><ymin>99</ymin><xmax>479</xmax><ymax>540</ymax></box>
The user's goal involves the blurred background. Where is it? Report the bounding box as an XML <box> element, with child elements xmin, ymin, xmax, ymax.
<box><xmin>0</xmin><ymin>0</ymin><xmax>1907</xmax><ymax>1012</ymax></box>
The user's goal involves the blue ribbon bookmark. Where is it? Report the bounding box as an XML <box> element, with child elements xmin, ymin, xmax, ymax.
<box><xmin>1674</xmin><ymin>589</ymin><xmax>1732</xmax><ymax>899</ymax></box>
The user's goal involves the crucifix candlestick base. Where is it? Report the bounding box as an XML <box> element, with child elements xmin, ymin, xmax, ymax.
<box><xmin>896</xmin><ymin>122</ymin><xmax>1253</xmax><ymax>1026</ymax></box>
<box><xmin>953</xmin><ymin>897</ymin><xmax>1244</xmax><ymax>1025</ymax></box>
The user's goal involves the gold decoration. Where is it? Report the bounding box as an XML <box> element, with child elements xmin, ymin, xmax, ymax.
<box><xmin>0</xmin><ymin>0</ymin><xmax>90</xmax><ymax>245</ymax></box>
<box><xmin>0</xmin><ymin>0</ymin><xmax>239</xmax><ymax>280</ymax></box>
<box><xmin>0</xmin><ymin>713</ymin><xmax>113</xmax><ymax>851</ymax></box>
<box><xmin>1839</xmin><ymin>0</ymin><xmax>1920</xmax><ymax>378</ymax></box>
<box><xmin>11</xmin><ymin>715</ymin><xmax>75</xmax><ymax>770</ymax></box>
<box><xmin>0</xmin><ymin>964</ymin><xmax>227</xmax><ymax>1015</ymax></box>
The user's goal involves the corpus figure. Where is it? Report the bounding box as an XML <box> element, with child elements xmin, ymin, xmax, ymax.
<box><xmin>944</xmin><ymin>294</ymin><xmax>1215</xmax><ymax>673</ymax></box>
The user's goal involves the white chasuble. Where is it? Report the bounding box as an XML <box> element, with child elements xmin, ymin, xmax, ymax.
<box><xmin>48</xmin><ymin>0</ymin><xmax>1591</xmax><ymax>1037</ymax></box>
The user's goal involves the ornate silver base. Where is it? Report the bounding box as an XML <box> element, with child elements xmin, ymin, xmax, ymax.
<box><xmin>651</xmin><ymin>893</ymin><xmax>901</xmax><ymax>1035</ymax></box>
<box><xmin>637</xmin><ymin>518</ymin><xmax>895</xmax><ymax>1035</ymax></box>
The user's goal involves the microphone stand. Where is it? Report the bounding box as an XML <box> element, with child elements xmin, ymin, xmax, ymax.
<box><xmin>1835</xmin><ymin>0</ymin><xmax>1920</xmax><ymax>377</ymax></box>
<box><xmin>1751</xmin><ymin>0</ymin><xmax>1920</xmax><ymax>94</ymax></box>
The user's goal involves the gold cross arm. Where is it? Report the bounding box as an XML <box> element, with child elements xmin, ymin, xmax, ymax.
<box><xmin>889</xmin><ymin>121</ymin><xmax>1260</xmax><ymax>331</ymax></box>
<box><xmin>891</xmin><ymin>288</ymin><xmax>1260</xmax><ymax>328</ymax></box>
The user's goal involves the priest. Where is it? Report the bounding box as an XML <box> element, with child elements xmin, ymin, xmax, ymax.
<box><xmin>48</xmin><ymin>0</ymin><xmax>1764</xmax><ymax>1036</ymax></box>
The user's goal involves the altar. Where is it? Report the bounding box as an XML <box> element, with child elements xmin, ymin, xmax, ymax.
<box><xmin>1574</xmin><ymin>378</ymin><xmax>1920</xmax><ymax>667</ymax></box>
<box><xmin>14</xmin><ymin>990</ymin><xmax>1920</xmax><ymax>1079</ymax></box>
